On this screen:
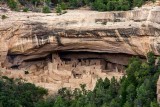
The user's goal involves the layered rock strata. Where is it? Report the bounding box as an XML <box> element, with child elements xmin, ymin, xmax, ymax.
<box><xmin>0</xmin><ymin>7</ymin><xmax>160</xmax><ymax>92</ymax></box>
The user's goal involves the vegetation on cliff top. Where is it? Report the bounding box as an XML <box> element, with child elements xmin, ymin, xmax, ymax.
<box><xmin>0</xmin><ymin>52</ymin><xmax>160</xmax><ymax>107</ymax></box>
<box><xmin>0</xmin><ymin>0</ymin><xmax>155</xmax><ymax>12</ymax></box>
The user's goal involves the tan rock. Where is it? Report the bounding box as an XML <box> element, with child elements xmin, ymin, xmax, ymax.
<box><xmin>1</xmin><ymin>7</ymin><xmax>160</xmax><ymax>94</ymax></box>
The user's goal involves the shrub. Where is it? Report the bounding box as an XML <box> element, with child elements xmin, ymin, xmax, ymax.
<box><xmin>69</xmin><ymin>0</ymin><xmax>78</xmax><ymax>8</ymax></box>
<box><xmin>7</xmin><ymin>0</ymin><xmax>18</xmax><ymax>10</ymax></box>
<box><xmin>92</xmin><ymin>0</ymin><xmax>106</xmax><ymax>11</ymax></box>
<box><xmin>84</xmin><ymin>0</ymin><xmax>90</xmax><ymax>5</ymax></box>
<box><xmin>120</xmin><ymin>1</ymin><xmax>130</xmax><ymax>11</ymax></box>
<box><xmin>31</xmin><ymin>0</ymin><xmax>41</xmax><ymax>5</ymax></box>
<box><xmin>133</xmin><ymin>0</ymin><xmax>144</xmax><ymax>7</ymax></box>
<box><xmin>55</xmin><ymin>4</ymin><xmax>62</xmax><ymax>14</ymax></box>
<box><xmin>42</xmin><ymin>6</ymin><xmax>51</xmax><ymax>13</ymax></box>
<box><xmin>24</xmin><ymin>70</ymin><xmax>29</xmax><ymax>74</ymax></box>
<box><xmin>1</xmin><ymin>15</ymin><xmax>7</xmax><ymax>20</ymax></box>
<box><xmin>23</xmin><ymin>7</ymin><xmax>29</xmax><ymax>12</ymax></box>
<box><xmin>106</xmin><ymin>1</ymin><xmax>114</xmax><ymax>11</ymax></box>
<box><xmin>45</xmin><ymin>0</ymin><xmax>51</xmax><ymax>5</ymax></box>
<box><xmin>60</xmin><ymin>2</ymin><xmax>68</xmax><ymax>10</ymax></box>
<box><xmin>55</xmin><ymin>3</ymin><xmax>68</xmax><ymax>15</ymax></box>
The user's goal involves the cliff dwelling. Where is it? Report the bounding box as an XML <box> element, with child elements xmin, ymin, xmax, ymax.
<box><xmin>0</xmin><ymin>52</ymin><xmax>125</xmax><ymax>92</ymax></box>
<box><xmin>0</xmin><ymin>0</ymin><xmax>160</xmax><ymax>105</ymax></box>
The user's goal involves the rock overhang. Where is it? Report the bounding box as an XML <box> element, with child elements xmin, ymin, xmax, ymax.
<box><xmin>0</xmin><ymin>7</ymin><xmax>160</xmax><ymax>65</ymax></box>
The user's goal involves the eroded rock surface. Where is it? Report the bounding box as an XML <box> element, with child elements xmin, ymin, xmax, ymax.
<box><xmin>0</xmin><ymin>7</ymin><xmax>160</xmax><ymax>92</ymax></box>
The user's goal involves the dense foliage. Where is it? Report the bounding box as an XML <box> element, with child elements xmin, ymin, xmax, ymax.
<box><xmin>0</xmin><ymin>0</ymin><xmax>155</xmax><ymax>12</ymax></box>
<box><xmin>34</xmin><ymin>52</ymin><xmax>160</xmax><ymax>107</ymax></box>
<box><xmin>43</xmin><ymin>6</ymin><xmax>51</xmax><ymax>13</ymax></box>
<box><xmin>0</xmin><ymin>0</ymin><xmax>51</xmax><ymax>11</ymax></box>
<box><xmin>0</xmin><ymin>76</ymin><xmax>48</xmax><ymax>107</ymax></box>
<box><xmin>91</xmin><ymin>0</ymin><xmax>154</xmax><ymax>11</ymax></box>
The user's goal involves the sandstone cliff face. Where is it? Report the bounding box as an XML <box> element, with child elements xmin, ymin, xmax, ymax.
<box><xmin>0</xmin><ymin>7</ymin><xmax>160</xmax><ymax>92</ymax></box>
<box><xmin>0</xmin><ymin>7</ymin><xmax>160</xmax><ymax>64</ymax></box>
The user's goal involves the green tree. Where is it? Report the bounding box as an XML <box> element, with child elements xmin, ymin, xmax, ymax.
<box><xmin>7</xmin><ymin>0</ymin><xmax>18</xmax><ymax>10</ymax></box>
<box><xmin>0</xmin><ymin>77</ymin><xmax>48</xmax><ymax>107</ymax></box>
<box><xmin>150</xmin><ymin>101</ymin><xmax>159</xmax><ymax>107</ymax></box>
<box><xmin>126</xmin><ymin>84</ymin><xmax>136</xmax><ymax>105</ymax></box>
<box><xmin>126</xmin><ymin>57</ymin><xmax>142</xmax><ymax>85</ymax></box>
<box><xmin>103</xmin><ymin>77</ymin><xmax>110</xmax><ymax>89</ymax></box>
<box><xmin>147</xmin><ymin>52</ymin><xmax>156</xmax><ymax>75</ymax></box>
<box><xmin>135</xmin><ymin>79</ymin><xmax>155</xmax><ymax>107</ymax></box>
<box><xmin>133</xmin><ymin>0</ymin><xmax>144</xmax><ymax>7</ymax></box>
<box><xmin>54</xmin><ymin>96</ymin><xmax>65</xmax><ymax>107</ymax></box>
<box><xmin>119</xmin><ymin>0</ymin><xmax>130</xmax><ymax>10</ymax></box>
<box><xmin>109</xmin><ymin>99</ymin><xmax>119</xmax><ymax>107</ymax></box>
<box><xmin>55</xmin><ymin>4</ymin><xmax>62</xmax><ymax>14</ymax></box>
<box><xmin>123</xmin><ymin>101</ymin><xmax>132</xmax><ymax>107</ymax></box>
<box><xmin>92</xmin><ymin>0</ymin><xmax>106</xmax><ymax>11</ymax></box>
<box><xmin>42</xmin><ymin>6</ymin><xmax>51</xmax><ymax>13</ymax></box>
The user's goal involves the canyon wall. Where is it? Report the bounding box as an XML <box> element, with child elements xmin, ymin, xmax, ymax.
<box><xmin>0</xmin><ymin>7</ymin><xmax>160</xmax><ymax>92</ymax></box>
